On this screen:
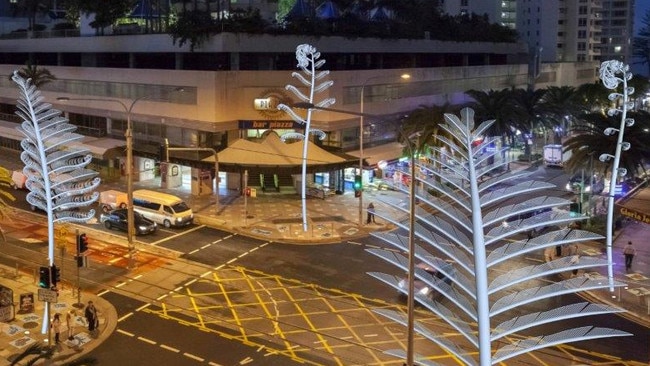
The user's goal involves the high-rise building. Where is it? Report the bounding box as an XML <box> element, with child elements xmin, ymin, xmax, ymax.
<box><xmin>599</xmin><ymin>0</ymin><xmax>635</xmax><ymax>62</ymax></box>
<box><xmin>439</xmin><ymin>0</ymin><xmax>517</xmax><ymax>29</ymax></box>
<box><xmin>442</xmin><ymin>0</ymin><xmax>634</xmax><ymax>64</ymax></box>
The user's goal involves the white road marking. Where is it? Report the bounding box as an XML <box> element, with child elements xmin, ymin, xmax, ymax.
<box><xmin>117</xmin><ymin>329</ymin><xmax>134</xmax><ymax>337</ymax></box>
<box><xmin>160</xmin><ymin>344</ymin><xmax>180</xmax><ymax>353</ymax></box>
<box><xmin>138</xmin><ymin>336</ymin><xmax>156</xmax><ymax>345</ymax></box>
<box><xmin>183</xmin><ymin>352</ymin><xmax>204</xmax><ymax>362</ymax></box>
<box><xmin>117</xmin><ymin>312</ymin><xmax>134</xmax><ymax>322</ymax></box>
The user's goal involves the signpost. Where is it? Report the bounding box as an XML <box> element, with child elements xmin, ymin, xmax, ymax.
<box><xmin>37</xmin><ymin>288</ymin><xmax>58</xmax><ymax>303</ymax></box>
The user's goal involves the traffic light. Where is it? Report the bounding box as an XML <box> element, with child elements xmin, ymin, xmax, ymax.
<box><xmin>77</xmin><ymin>233</ymin><xmax>89</xmax><ymax>253</ymax></box>
<box><xmin>38</xmin><ymin>266</ymin><xmax>50</xmax><ymax>288</ymax></box>
<box><xmin>354</xmin><ymin>175</ymin><xmax>362</xmax><ymax>191</ymax></box>
<box><xmin>355</xmin><ymin>189</ymin><xmax>361</xmax><ymax>198</ymax></box>
<box><xmin>51</xmin><ymin>265</ymin><xmax>60</xmax><ymax>286</ymax></box>
<box><xmin>569</xmin><ymin>202</ymin><xmax>581</xmax><ymax>217</ymax></box>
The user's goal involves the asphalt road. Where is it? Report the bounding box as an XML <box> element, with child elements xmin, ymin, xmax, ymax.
<box><xmin>2</xmin><ymin>164</ymin><xmax>648</xmax><ymax>365</ymax></box>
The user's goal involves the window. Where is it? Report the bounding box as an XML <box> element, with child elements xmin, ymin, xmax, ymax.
<box><xmin>578</xmin><ymin>42</ymin><xmax>586</xmax><ymax>51</ymax></box>
<box><xmin>579</xmin><ymin>6</ymin><xmax>587</xmax><ymax>15</ymax></box>
<box><xmin>577</xmin><ymin>54</ymin><xmax>586</xmax><ymax>61</ymax></box>
<box><xmin>578</xmin><ymin>30</ymin><xmax>587</xmax><ymax>39</ymax></box>
<box><xmin>578</xmin><ymin>18</ymin><xmax>587</xmax><ymax>27</ymax></box>
<box><xmin>461</xmin><ymin>0</ymin><xmax>468</xmax><ymax>6</ymax></box>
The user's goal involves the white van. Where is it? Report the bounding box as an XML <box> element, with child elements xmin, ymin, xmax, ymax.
<box><xmin>132</xmin><ymin>189</ymin><xmax>193</xmax><ymax>228</ymax></box>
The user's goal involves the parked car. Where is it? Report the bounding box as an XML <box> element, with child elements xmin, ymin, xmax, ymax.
<box><xmin>397</xmin><ymin>261</ymin><xmax>453</xmax><ymax>301</ymax></box>
<box><xmin>100</xmin><ymin>208</ymin><xmax>157</xmax><ymax>235</ymax></box>
<box><xmin>565</xmin><ymin>173</ymin><xmax>604</xmax><ymax>195</ymax></box>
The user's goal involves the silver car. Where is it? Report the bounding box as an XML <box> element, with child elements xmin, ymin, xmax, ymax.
<box><xmin>398</xmin><ymin>261</ymin><xmax>453</xmax><ymax>301</ymax></box>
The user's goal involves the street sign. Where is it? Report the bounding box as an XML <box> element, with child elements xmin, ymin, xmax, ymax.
<box><xmin>37</xmin><ymin>288</ymin><xmax>58</xmax><ymax>303</ymax></box>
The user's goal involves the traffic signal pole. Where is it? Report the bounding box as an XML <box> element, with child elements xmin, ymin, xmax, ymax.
<box><xmin>75</xmin><ymin>229</ymin><xmax>82</xmax><ymax>308</ymax></box>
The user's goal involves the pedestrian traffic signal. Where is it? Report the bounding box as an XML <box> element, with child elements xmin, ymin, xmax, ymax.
<box><xmin>38</xmin><ymin>266</ymin><xmax>50</xmax><ymax>288</ymax></box>
<box><xmin>51</xmin><ymin>265</ymin><xmax>60</xmax><ymax>286</ymax></box>
<box><xmin>355</xmin><ymin>189</ymin><xmax>361</xmax><ymax>198</ymax></box>
<box><xmin>569</xmin><ymin>202</ymin><xmax>581</xmax><ymax>217</ymax></box>
<box><xmin>354</xmin><ymin>175</ymin><xmax>362</xmax><ymax>191</ymax></box>
<box><xmin>77</xmin><ymin>233</ymin><xmax>89</xmax><ymax>253</ymax></box>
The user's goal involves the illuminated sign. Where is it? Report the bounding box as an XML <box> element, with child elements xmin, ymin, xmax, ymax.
<box><xmin>254</xmin><ymin>89</ymin><xmax>292</xmax><ymax>119</ymax></box>
<box><xmin>239</xmin><ymin>120</ymin><xmax>302</xmax><ymax>129</ymax></box>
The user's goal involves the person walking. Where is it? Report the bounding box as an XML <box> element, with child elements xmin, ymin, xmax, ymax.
<box><xmin>623</xmin><ymin>241</ymin><xmax>636</xmax><ymax>271</ymax></box>
<box><xmin>51</xmin><ymin>313</ymin><xmax>61</xmax><ymax>344</ymax></box>
<box><xmin>367</xmin><ymin>202</ymin><xmax>376</xmax><ymax>224</ymax></box>
<box><xmin>85</xmin><ymin>300</ymin><xmax>98</xmax><ymax>333</ymax></box>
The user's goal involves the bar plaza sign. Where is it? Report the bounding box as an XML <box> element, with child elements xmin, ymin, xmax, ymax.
<box><xmin>617</xmin><ymin>204</ymin><xmax>650</xmax><ymax>224</ymax></box>
<box><xmin>240</xmin><ymin>120</ymin><xmax>302</xmax><ymax>129</ymax></box>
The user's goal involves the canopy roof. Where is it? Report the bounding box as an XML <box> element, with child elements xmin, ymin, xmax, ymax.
<box><xmin>204</xmin><ymin>131</ymin><xmax>355</xmax><ymax>173</ymax></box>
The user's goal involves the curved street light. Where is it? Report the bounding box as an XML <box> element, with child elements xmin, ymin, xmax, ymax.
<box><xmin>57</xmin><ymin>92</ymin><xmax>180</xmax><ymax>269</ymax></box>
<box><xmin>358</xmin><ymin>74</ymin><xmax>411</xmax><ymax>226</ymax></box>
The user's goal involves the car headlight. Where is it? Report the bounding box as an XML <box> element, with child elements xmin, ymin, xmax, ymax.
<box><xmin>418</xmin><ymin>287</ymin><xmax>431</xmax><ymax>296</ymax></box>
<box><xmin>176</xmin><ymin>217</ymin><xmax>182</xmax><ymax>222</ymax></box>
<box><xmin>565</xmin><ymin>183</ymin><xmax>572</xmax><ymax>190</ymax></box>
<box><xmin>138</xmin><ymin>225</ymin><xmax>147</xmax><ymax>231</ymax></box>
<box><xmin>585</xmin><ymin>185</ymin><xmax>591</xmax><ymax>192</ymax></box>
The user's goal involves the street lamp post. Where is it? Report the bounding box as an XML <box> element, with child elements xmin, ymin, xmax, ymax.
<box><xmin>358</xmin><ymin>74</ymin><xmax>410</xmax><ymax>226</ymax></box>
<box><xmin>57</xmin><ymin>94</ymin><xmax>173</xmax><ymax>269</ymax></box>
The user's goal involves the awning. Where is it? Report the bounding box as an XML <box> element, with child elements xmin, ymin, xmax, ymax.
<box><xmin>203</xmin><ymin>131</ymin><xmax>357</xmax><ymax>173</ymax></box>
<box><xmin>0</xmin><ymin>119</ymin><xmax>125</xmax><ymax>160</ymax></box>
<box><xmin>348</xmin><ymin>142</ymin><xmax>405</xmax><ymax>168</ymax></box>
<box><xmin>74</xmin><ymin>137</ymin><xmax>125</xmax><ymax>160</ymax></box>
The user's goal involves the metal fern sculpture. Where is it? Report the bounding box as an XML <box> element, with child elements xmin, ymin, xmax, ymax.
<box><xmin>277</xmin><ymin>44</ymin><xmax>335</xmax><ymax>232</ymax></box>
<box><xmin>367</xmin><ymin>107</ymin><xmax>630</xmax><ymax>365</ymax></box>
<box><xmin>13</xmin><ymin>71</ymin><xmax>100</xmax><ymax>331</ymax></box>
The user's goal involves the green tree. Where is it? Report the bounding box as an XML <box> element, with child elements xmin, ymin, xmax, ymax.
<box><xmin>10</xmin><ymin>60</ymin><xmax>56</xmax><ymax>88</ymax></box>
<box><xmin>10</xmin><ymin>0</ymin><xmax>49</xmax><ymax>31</ymax></box>
<box><xmin>465</xmin><ymin>89</ymin><xmax>522</xmax><ymax>147</ymax></box>
<box><xmin>542</xmin><ymin>86</ymin><xmax>580</xmax><ymax>141</ymax></box>
<box><xmin>67</xmin><ymin>0</ymin><xmax>136</xmax><ymax>35</ymax></box>
<box><xmin>633</xmin><ymin>9</ymin><xmax>650</xmax><ymax>77</ymax></box>
<box><xmin>564</xmin><ymin>111</ymin><xmax>650</xmax><ymax>178</ymax></box>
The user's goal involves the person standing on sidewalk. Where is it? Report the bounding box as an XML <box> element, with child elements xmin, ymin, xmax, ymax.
<box><xmin>51</xmin><ymin>313</ymin><xmax>61</xmax><ymax>344</ymax></box>
<box><xmin>85</xmin><ymin>300</ymin><xmax>98</xmax><ymax>334</ymax></box>
<box><xmin>367</xmin><ymin>202</ymin><xmax>376</xmax><ymax>224</ymax></box>
<box><xmin>623</xmin><ymin>241</ymin><xmax>636</xmax><ymax>271</ymax></box>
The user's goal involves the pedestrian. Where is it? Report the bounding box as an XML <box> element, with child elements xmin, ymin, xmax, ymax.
<box><xmin>367</xmin><ymin>202</ymin><xmax>376</xmax><ymax>224</ymax></box>
<box><xmin>85</xmin><ymin>300</ymin><xmax>98</xmax><ymax>333</ymax></box>
<box><xmin>51</xmin><ymin>313</ymin><xmax>61</xmax><ymax>344</ymax></box>
<box><xmin>67</xmin><ymin>310</ymin><xmax>75</xmax><ymax>340</ymax></box>
<box><xmin>623</xmin><ymin>241</ymin><xmax>636</xmax><ymax>271</ymax></box>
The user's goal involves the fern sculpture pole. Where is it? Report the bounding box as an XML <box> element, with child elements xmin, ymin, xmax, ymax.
<box><xmin>365</xmin><ymin>107</ymin><xmax>630</xmax><ymax>365</ymax></box>
<box><xmin>599</xmin><ymin>60</ymin><xmax>635</xmax><ymax>292</ymax></box>
<box><xmin>278</xmin><ymin>44</ymin><xmax>335</xmax><ymax>232</ymax></box>
<box><xmin>12</xmin><ymin>72</ymin><xmax>100</xmax><ymax>335</ymax></box>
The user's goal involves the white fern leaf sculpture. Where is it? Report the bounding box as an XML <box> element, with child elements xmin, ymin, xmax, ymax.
<box><xmin>276</xmin><ymin>44</ymin><xmax>335</xmax><ymax>231</ymax></box>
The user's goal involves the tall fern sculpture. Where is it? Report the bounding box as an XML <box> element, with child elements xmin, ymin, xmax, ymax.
<box><xmin>12</xmin><ymin>71</ymin><xmax>100</xmax><ymax>331</ymax></box>
<box><xmin>366</xmin><ymin>108</ymin><xmax>630</xmax><ymax>365</ymax></box>
<box><xmin>277</xmin><ymin>44</ymin><xmax>335</xmax><ymax>232</ymax></box>
<box><xmin>599</xmin><ymin>60</ymin><xmax>634</xmax><ymax>292</ymax></box>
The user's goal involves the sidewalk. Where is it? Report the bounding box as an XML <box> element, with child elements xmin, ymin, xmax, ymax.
<box><xmin>0</xmin><ymin>264</ymin><xmax>116</xmax><ymax>365</ymax></box>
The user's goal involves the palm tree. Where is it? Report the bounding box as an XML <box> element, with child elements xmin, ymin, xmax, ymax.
<box><xmin>0</xmin><ymin>166</ymin><xmax>16</xmax><ymax>242</ymax></box>
<box><xmin>542</xmin><ymin>85</ymin><xmax>580</xmax><ymax>141</ymax></box>
<box><xmin>564</xmin><ymin>111</ymin><xmax>650</xmax><ymax>179</ymax></box>
<box><xmin>510</xmin><ymin>88</ymin><xmax>550</xmax><ymax>158</ymax></box>
<box><xmin>465</xmin><ymin>88</ymin><xmax>523</xmax><ymax>156</ymax></box>
<box><xmin>575</xmin><ymin>81</ymin><xmax>611</xmax><ymax>113</ymax></box>
<box><xmin>12</xmin><ymin>61</ymin><xmax>56</xmax><ymax>87</ymax></box>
